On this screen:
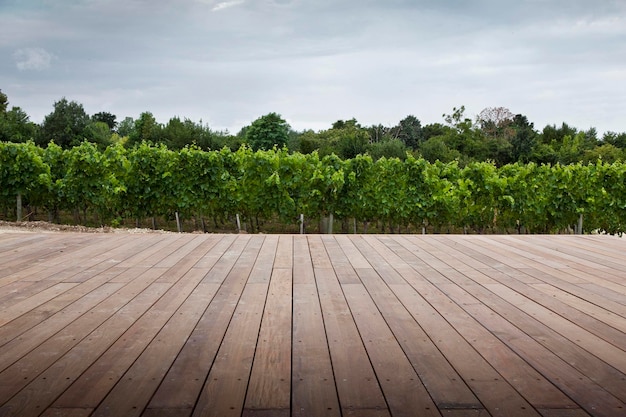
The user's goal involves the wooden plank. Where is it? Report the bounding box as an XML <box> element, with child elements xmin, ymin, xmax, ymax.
<box><xmin>190</xmin><ymin>281</ymin><xmax>269</xmax><ymax>417</ymax></box>
<box><xmin>320</xmin><ymin>235</ymin><xmax>364</xmax><ymax>285</ymax></box>
<box><xmin>247</xmin><ymin>235</ymin><xmax>278</xmax><ymax>284</ymax></box>
<box><xmin>292</xmin><ymin>235</ymin><xmax>314</xmax><ymax>286</ymax></box>
<box><xmin>530</xmin><ymin>282</ymin><xmax>626</xmax><ymax>334</ymax></box>
<box><xmin>312</xmin><ymin>263</ymin><xmax>390</xmax><ymax>416</ymax></box>
<box><xmin>146</xmin><ymin>235</ymin><xmax>269</xmax><ymax>412</ymax></box>
<box><xmin>243</xmin><ymin>267</ymin><xmax>292</xmax><ymax>416</ymax></box>
<box><xmin>449</xmin><ymin>235</ymin><xmax>626</xmax><ymax>318</ymax></box>
<box><xmin>0</xmin><ymin>274</ymin><xmax>169</xmax><ymax>415</ymax></box>
<box><xmin>306</xmin><ymin>235</ymin><xmax>332</xmax><ymax>270</ymax></box>
<box><xmin>291</xmin><ymin>235</ymin><xmax>340</xmax><ymax>416</ymax></box>
<box><xmin>292</xmin><ymin>282</ymin><xmax>340</xmax><ymax>417</ymax></box>
<box><xmin>51</xmin><ymin>262</ymin><xmax>213</xmax><ymax>412</ymax></box>
<box><xmin>0</xmin><ymin>283</ymin><xmax>78</xmax><ymax>327</ymax></box>
<box><xmin>0</xmin><ymin>235</ymin><xmax>167</xmax><ymax>346</ymax></box>
<box><xmin>273</xmin><ymin>235</ymin><xmax>293</xmax><ymax>270</ymax></box>
<box><xmin>378</xmin><ymin>236</ymin><xmax>544</xmax><ymax>417</ymax></box>
<box><xmin>341</xmin><ymin>282</ymin><xmax>441</xmax><ymax>417</ymax></box>
<box><xmin>0</xmin><ymin>234</ymin><xmax>130</xmax><ymax>286</ymax></box>
<box><xmin>351</xmin><ymin>236</ymin><xmax>484</xmax><ymax>411</ymax></box>
<box><xmin>346</xmin><ymin>237</ymin><xmax>482</xmax><ymax>407</ymax></box>
<box><xmin>1</xmin><ymin>233</ymin><xmax>624</xmax><ymax>417</ymax></box>
<box><xmin>399</xmin><ymin>236</ymin><xmax>626</xmax><ymax>415</ymax></box>
<box><xmin>0</xmin><ymin>281</ymin><xmax>124</xmax><ymax>366</ymax></box>
<box><xmin>425</xmin><ymin>236</ymin><xmax>626</xmax><ymax>359</ymax></box>
<box><xmin>404</xmin><ymin>239</ymin><xmax>626</xmax><ymax>413</ymax></box>
<box><xmin>84</xmin><ymin>280</ymin><xmax>222</xmax><ymax>417</ymax></box>
<box><xmin>193</xmin><ymin>234</ymin><xmax>240</xmax><ymax>275</ymax></box>
<box><xmin>0</xmin><ymin>234</ymin><xmax>90</xmax><ymax>279</ymax></box>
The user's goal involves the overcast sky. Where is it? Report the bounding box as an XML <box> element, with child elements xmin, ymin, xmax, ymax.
<box><xmin>1</xmin><ymin>0</ymin><xmax>625</xmax><ymax>135</ymax></box>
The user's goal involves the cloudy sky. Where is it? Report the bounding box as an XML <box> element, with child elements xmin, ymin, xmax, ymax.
<box><xmin>1</xmin><ymin>0</ymin><xmax>625</xmax><ymax>135</ymax></box>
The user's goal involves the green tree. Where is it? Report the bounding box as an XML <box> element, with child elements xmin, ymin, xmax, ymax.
<box><xmin>317</xmin><ymin>119</ymin><xmax>369</xmax><ymax>159</ymax></box>
<box><xmin>0</xmin><ymin>106</ymin><xmax>39</xmax><ymax>143</ymax></box>
<box><xmin>84</xmin><ymin>121</ymin><xmax>113</xmax><ymax>148</ymax></box>
<box><xmin>510</xmin><ymin>114</ymin><xmax>537</xmax><ymax>163</ymax></box>
<box><xmin>367</xmin><ymin>138</ymin><xmax>407</xmax><ymax>160</ymax></box>
<box><xmin>392</xmin><ymin>115</ymin><xmax>423</xmax><ymax>149</ymax></box>
<box><xmin>39</xmin><ymin>98</ymin><xmax>90</xmax><ymax>148</ymax></box>
<box><xmin>602</xmin><ymin>131</ymin><xmax>626</xmax><ymax>149</ymax></box>
<box><xmin>92</xmin><ymin>111</ymin><xmax>117</xmax><ymax>131</ymax></box>
<box><xmin>420</xmin><ymin>136</ymin><xmax>461</xmax><ymax>163</ymax></box>
<box><xmin>582</xmin><ymin>143</ymin><xmax>624</xmax><ymax>164</ymax></box>
<box><xmin>127</xmin><ymin>112</ymin><xmax>161</xmax><ymax>147</ymax></box>
<box><xmin>245</xmin><ymin>112</ymin><xmax>290</xmax><ymax>151</ymax></box>
<box><xmin>0</xmin><ymin>90</ymin><xmax>7</xmax><ymax>114</ymax></box>
<box><xmin>117</xmin><ymin>116</ymin><xmax>134</xmax><ymax>137</ymax></box>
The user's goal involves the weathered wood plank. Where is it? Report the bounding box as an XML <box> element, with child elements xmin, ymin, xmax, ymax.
<box><xmin>146</xmin><ymin>235</ymin><xmax>269</xmax><ymax>413</ymax></box>
<box><xmin>310</xmin><ymin>234</ymin><xmax>390</xmax><ymax>416</ymax></box>
<box><xmin>243</xmin><ymin>267</ymin><xmax>292</xmax><ymax>415</ymax></box>
<box><xmin>0</xmin><ymin>233</ymin><xmax>624</xmax><ymax>417</ymax></box>
<box><xmin>291</xmin><ymin>236</ymin><xmax>340</xmax><ymax>417</ymax></box>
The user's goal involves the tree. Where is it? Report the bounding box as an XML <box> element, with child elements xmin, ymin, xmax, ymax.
<box><xmin>315</xmin><ymin>119</ymin><xmax>369</xmax><ymax>159</ymax></box>
<box><xmin>602</xmin><ymin>131</ymin><xmax>626</xmax><ymax>149</ymax></box>
<box><xmin>420</xmin><ymin>136</ymin><xmax>461</xmax><ymax>163</ymax></box>
<box><xmin>39</xmin><ymin>98</ymin><xmax>90</xmax><ymax>148</ymax></box>
<box><xmin>117</xmin><ymin>116</ymin><xmax>135</xmax><ymax>137</ymax></box>
<box><xmin>245</xmin><ymin>112</ymin><xmax>290</xmax><ymax>151</ymax></box>
<box><xmin>127</xmin><ymin>112</ymin><xmax>161</xmax><ymax>147</ymax></box>
<box><xmin>510</xmin><ymin>114</ymin><xmax>537</xmax><ymax>163</ymax></box>
<box><xmin>367</xmin><ymin>139</ymin><xmax>407</xmax><ymax>160</ymax></box>
<box><xmin>477</xmin><ymin>107</ymin><xmax>514</xmax><ymax>138</ymax></box>
<box><xmin>84</xmin><ymin>121</ymin><xmax>113</xmax><ymax>148</ymax></box>
<box><xmin>0</xmin><ymin>106</ymin><xmax>39</xmax><ymax>143</ymax></box>
<box><xmin>92</xmin><ymin>112</ymin><xmax>117</xmax><ymax>131</ymax></box>
<box><xmin>0</xmin><ymin>90</ymin><xmax>7</xmax><ymax>114</ymax></box>
<box><xmin>391</xmin><ymin>115</ymin><xmax>423</xmax><ymax>149</ymax></box>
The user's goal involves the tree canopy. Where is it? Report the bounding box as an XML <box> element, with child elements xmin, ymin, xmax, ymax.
<box><xmin>0</xmin><ymin>90</ymin><xmax>624</xmax><ymax>165</ymax></box>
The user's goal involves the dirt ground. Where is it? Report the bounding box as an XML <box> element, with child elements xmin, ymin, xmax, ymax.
<box><xmin>0</xmin><ymin>220</ymin><xmax>171</xmax><ymax>234</ymax></box>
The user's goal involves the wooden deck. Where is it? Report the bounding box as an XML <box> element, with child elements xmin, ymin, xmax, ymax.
<box><xmin>0</xmin><ymin>232</ymin><xmax>625</xmax><ymax>417</ymax></box>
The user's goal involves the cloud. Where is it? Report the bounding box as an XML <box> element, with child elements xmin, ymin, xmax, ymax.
<box><xmin>13</xmin><ymin>47</ymin><xmax>55</xmax><ymax>71</ymax></box>
<box><xmin>211</xmin><ymin>0</ymin><xmax>245</xmax><ymax>12</ymax></box>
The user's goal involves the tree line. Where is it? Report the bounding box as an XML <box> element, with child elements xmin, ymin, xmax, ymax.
<box><xmin>1</xmin><ymin>141</ymin><xmax>625</xmax><ymax>235</ymax></box>
<box><xmin>1</xmin><ymin>90</ymin><xmax>625</xmax><ymax>165</ymax></box>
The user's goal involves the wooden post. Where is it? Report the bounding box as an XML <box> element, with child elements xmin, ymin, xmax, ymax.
<box><xmin>299</xmin><ymin>214</ymin><xmax>304</xmax><ymax>234</ymax></box>
<box><xmin>175</xmin><ymin>212</ymin><xmax>182</xmax><ymax>233</ymax></box>
<box><xmin>327</xmin><ymin>213</ymin><xmax>334</xmax><ymax>234</ymax></box>
<box><xmin>16</xmin><ymin>192</ymin><xmax>22</xmax><ymax>222</ymax></box>
<box><xmin>236</xmin><ymin>214</ymin><xmax>241</xmax><ymax>233</ymax></box>
<box><xmin>577</xmin><ymin>214</ymin><xmax>583</xmax><ymax>235</ymax></box>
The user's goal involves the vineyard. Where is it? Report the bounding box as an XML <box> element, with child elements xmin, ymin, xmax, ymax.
<box><xmin>1</xmin><ymin>141</ymin><xmax>625</xmax><ymax>234</ymax></box>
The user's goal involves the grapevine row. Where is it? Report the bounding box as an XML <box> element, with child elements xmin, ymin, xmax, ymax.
<box><xmin>1</xmin><ymin>141</ymin><xmax>625</xmax><ymax>234</ymax></box>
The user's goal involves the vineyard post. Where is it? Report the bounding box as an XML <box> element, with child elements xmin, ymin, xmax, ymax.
<box><xmin>16</xmin><ymin>192</ymin><xmax>22</xmax><ymax>222</ymax></box>
<box><xmin>175</xmin><ymin>212</ymin><xmax>182</xmax><ymax>233</ymax></box>
<box><xmin>300</xmin><ymin>214</ymin><xmax>304</xmax><ymax>234</ymax></box>
<box><xmin>236</xmin><ymin>214</ymin><xmax>241</xmax><ymax>233</ymax></box>
<box><xmin>577</xmin><ymin>214</ymin><xmax>583</xmax><ymax>235</ymax></box>
<box><xmin>327</xmin><ymin>213</ymin><xmax>334</xmax><ymax>234</ymax></box>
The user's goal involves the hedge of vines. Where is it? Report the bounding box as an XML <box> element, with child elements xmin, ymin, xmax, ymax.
<box><xmin>1</xmin><ymin>141</ymin><xmax>625</xmax><ymax>234</ymax></box>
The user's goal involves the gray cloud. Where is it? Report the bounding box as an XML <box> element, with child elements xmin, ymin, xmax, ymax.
<box><xmin>13</xmin><ymin>47</ymin><xmax>55</xmax><ymax>70</ymax></box>
<box><xmin>1</xmin><ymin>0</ymin><xmax>625</xmax><ymax>134</ymax></box>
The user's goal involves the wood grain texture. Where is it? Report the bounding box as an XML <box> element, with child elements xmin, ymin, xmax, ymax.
<box><xmin>0</xmin><ymin>232</ymin><xmax>623</xmax><ymax>417</ymax></box>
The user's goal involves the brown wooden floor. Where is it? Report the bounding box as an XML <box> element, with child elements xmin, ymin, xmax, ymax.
<box><xmin>0</xmin><ymin>232</ymin><xmax>625</xmax><ymax>417</ymax></box>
